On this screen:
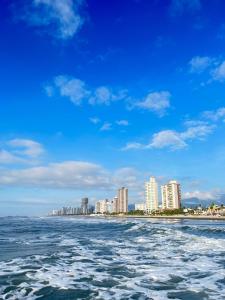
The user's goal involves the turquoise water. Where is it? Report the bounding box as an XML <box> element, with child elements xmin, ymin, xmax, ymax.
<box><xmin>0</xmin><ymin>216</ymin><xmax>225</xmax><ymax>299</ymax></box>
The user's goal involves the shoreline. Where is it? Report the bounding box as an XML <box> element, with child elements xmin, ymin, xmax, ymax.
<box><xmin>50</xmin><ymin>214</ymin><xmax>225</xmax><ymax>221</ymax></box>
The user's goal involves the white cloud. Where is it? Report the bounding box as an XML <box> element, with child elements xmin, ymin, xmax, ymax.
<box><xmin>183</xmin><ymin>120</ymin><xmax>208</xmax><ymax>127</ymax></box>
<box><xmin>8</xmin><ymin>139</ymin><xmax>44</xmax><ymax>158</ymax></box>
<box><xmin>53</xmin><ymin>75</ymin><xmax>90</xmax><ymax>105</ymax></box>
<box><xmin>116</xmin><ymin>120</ymin><xmax>129</xmax><ymax>126</ymax></box>
<box><xmin>112</xmin><ymin>167</ymin><xmax>141</xmax><ymax>189</ymax></box>
<box><xmin>202</xmin><ymin>107</ymin><xmax>225</xmax><ymax>121</ymax></box>
<box><xmin>100</xmin><ymin>122</ymin><xmax>112</xmax><ymax>131</ymax></box>
<box><xmin>189</xmin><ymin>56</ymin><xmax>213</xmax><ymax>73</ymax></box>
<box><xmin>0</xmin><ymin>139</ymin><xmax>44</xmax><ymax>165</ymax></box>
<box><xmin>89</xmin><ymin>117</ymin><xmax>100</xmax><ymax>124</ymax></box>
<box><xmin>135</xmin><ymin>91</ymin><xmax>171</xmax><ymax>116</ymax></box>
<box><xmin>89</xmin><ymin>87</ymin><xmax>111</xmax><ymax>105</ymax></box>
<box><xmin>0</xmin><ymin>161</ymin><xmax>142</xmax><ymax>191</ymax></box>
<box><xmin>23</xmin><ymin>0</ymin><xmax>84</xmax><ymax>40</ymax></box>
<box><xmin>123</xmin><ymin>124</ymin><xmax>215</xmax><ymax>151</ymax></box>
<box><xmin>170</xmin><ymin>0</ymin><xmax>201</xmax><ymax>15</ymax></box>
<box><xmin>183</xmin><ymin>190</ymin><xmax>220</xmax><ymax>200</ymax></box>
<box><xmin>0</xmin><ymin>150</ymin><xmax>26</xmax><ymax>164</ymax></box>
<box><xmin>180</xmin><ymin>124</ymin><xmax>215</xmax><ymax>140</ymax></box>
<box><xmin>46</xmin><ymin>76</ymin><xmax>127</xmax><ymax>107</ymax></box>
<box><xmin>212</xmin><ymin>61</ymin><xmax>225</xmax><ymax>81</ymax></box>
<box><xmin>0</xmin><ymin>161</ymin><xmax>109</xmax><ymax>189</ymax></box>
<box><xmin>122</xmin><ymin>142</ymin><xmax>144</xmax><ymax>151</ymax></box>
<box><xmin>149</xmin><ymin>130</ymin><xmax>187</xmax><ymax>150</ymax></box>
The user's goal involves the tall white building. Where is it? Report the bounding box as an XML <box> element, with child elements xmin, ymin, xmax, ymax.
<box><xmin>118</xmin><ymin>187</ymin><xmax>128</xmax><ymax>213</ymax></box>
<box><xmin>112</xmin><ymin>196</ymin><xmax>119</xmax><ymax>213</ymax></box>
<box><xmin>135</xmin><ymin>203</ymin><xmax>146</xmax><ymax>211</ymax></box>
<box><xmin>95</xmin><ymin>199</ymin><xmax>112</xmax><ymax>214</ymax></box>
<box><xmin>161</xmin><ymin>180</ymin><xmax>181</xmax><ymax>209</ymax></box>
<box><xmin>145</xmin><ymin>176</ymin><xmax>158</xmax><ymax>213</ymax></box>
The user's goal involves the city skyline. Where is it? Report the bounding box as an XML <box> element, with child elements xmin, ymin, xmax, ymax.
<box><xmin>1</xmin><ymin>0</ymin><xmax>225</xmax><ymax>216</ymax></box>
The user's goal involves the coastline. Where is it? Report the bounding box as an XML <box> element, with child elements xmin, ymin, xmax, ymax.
<box><xmin>50</xmin><ymin>214</ymin><xmax>225</xmax><ymax>221</ymax></box>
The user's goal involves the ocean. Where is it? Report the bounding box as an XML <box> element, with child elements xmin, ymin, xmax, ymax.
<box><xmin>0</xmin><ymin>216</ymin><xmax>225</xmax><ymax>300</ymax></box>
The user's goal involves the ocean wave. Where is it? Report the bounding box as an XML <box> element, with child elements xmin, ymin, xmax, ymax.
<box><xmin>0</xmin><ymin>217</ymin><xmax>225</xmax><ymax>299</ymax></box>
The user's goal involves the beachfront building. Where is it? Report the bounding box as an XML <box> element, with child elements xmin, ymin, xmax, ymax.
<box><xmin>112</xmin><ymin>196</ymin><xmax>119</xmax><ymax>213</ymax></box>
<box><xmin>135</xmin><ymin>203</ymin><xmax>146</xmax><ymax>211</ymax></box>
<box><xmin>81</xmin><ymin>198</ymin><xmax>88</xmax><ymax>215</ymax></box>
<box><xmin>95</xmin><ymin>199</ymin><xmax>113</xmax><ymax>214</ymax></box>
<box><xmin>145</xmin><ymin>176</ymin><xmax>159</xmax><ymax>213</ymax></box>
<box><xmin>95</xmin><ymin>201</ymin><xmax>101</xmax><ymax>214</ymax></box>
<box><xmin>118</xmin><ymin>187</ymin><xmax>128</xmax><ymax>213</ymax></box>
<box><xmin>161</xmin><ymin>180</ymin><xmax>181</xmax><ymax>209</ymax></box>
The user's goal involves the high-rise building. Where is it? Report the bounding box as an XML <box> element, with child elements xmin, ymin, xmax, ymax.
<box><xmin>135</xmin><ymin>203</ymin><xmax>146</xmax><ymax>211</ymax></box>
<box><xmin>145</xmin><ymin>176</ymin><xmax>158</xmax><ymax>213</ymax></box>
<box><xmin>161</xmin><ymin>180</ymin><xmax>181</xmax><ymax>209</ymax></box>
<box><xmin>118</xmin><ymin>187</ymin><xmax>128</xmax><ymax>213</ymax></box>
<box><xmin>95</xmin><ymin>201</ymin><xmax>101</xmax><ymax>214</ymax></box>
<box><xmin>81</xmin><ymin>198</ymin><xmax>88</xmax><ymax>214</ymax></box>
<box><xmin>95</xmin><ymin>199</ymin><xmax>113</xmax><ymax>214</ymax></box>
<box><xmin>112</xmin><ymin>196</ymin><xmax>119</xmax><ymax>213</ymax></box>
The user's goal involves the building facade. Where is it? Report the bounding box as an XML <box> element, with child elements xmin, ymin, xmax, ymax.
<box><xmin>81</xmin><ymin>198</ymin><xmax>88</xmax><ymax>214</ymax></box>
<box><xmin>95</xmin><ymin>199</ymin><xmax>113</xmax><ymax>214</ymax></box>
<box><xmin>118</xmin><ymin>187</ymin><xmax>128</xmax><ymax>213</ymax></box>
<box><xmin>161</xmin><ymin>180</ymin><xmax>181</xmax><ymax>209</ymax></box>
<box><xmin>112</xmin><ymin>196</ymin><xmax>119</xmax><ymax>213</ymax></box>
<box><xmin>135</xmin><ymin>203</ymin><xmax>146</xmax><ymax>211</ymax></box>
<box><xmin>145</xmin><ymin>176</ymin><xmax>158</xmax><ymax>213</ymax></box>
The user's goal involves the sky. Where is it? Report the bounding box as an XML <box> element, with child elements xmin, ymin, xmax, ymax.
<box><xmin>1</xmin><ymin>0</ymin><xmax>225</xmax><ymax>215</ymax></box>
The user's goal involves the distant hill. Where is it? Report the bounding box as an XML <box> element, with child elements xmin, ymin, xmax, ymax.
<box><xmin>182</xmin><ymin>196</ymin><xmax>225</xmax><ymax>208</ymax></box>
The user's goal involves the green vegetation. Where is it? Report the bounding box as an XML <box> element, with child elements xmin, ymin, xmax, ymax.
<box><xmin>127</xmin><ymin>210</ymin><xmax>145</xmax><ymax>216</ymax></box>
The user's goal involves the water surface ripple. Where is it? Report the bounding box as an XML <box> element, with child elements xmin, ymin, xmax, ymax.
<box><xmin>0</xmin><ymin>216</ymin><xmax>225</xmax><ymax>299</ymax></box>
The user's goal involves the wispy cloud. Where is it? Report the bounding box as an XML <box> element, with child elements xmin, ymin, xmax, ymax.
<box><xmin>123</xmin><ymin>121</ymin><xmax>215</xmax><ymax>151</ymax></box>
<box><xmin>211</xmin><ymin>61</ymin><xmax>225</xmax><ymax>82</ymax></box>
<box><xmin>183</xmin><ymin>190</ymin><xmax>221</xmax><ymax>201</ymax></box>
<box><xmin>202</xmin><ymin>107</ymin><xmax>225</xmax><ymax>122</ymax></box>
<box><xmin>188</xmin><ymin>55</ymin><xmax>225</xmax><ymax>84</ymax></box>
<box><xmin>170</xmin><ymin>0</ymin><xmax>201</xmax><ymax>15</ymax></box>
<box><xmin>0</xmin><ymin>139</ymin><xmax>44</xmax><ymax>165</ymax></box>
<box><xmin>100</xmin><ymin>122</ymin><xmax>112</xmax><ymax>131</ymax></box>
<box><xmin>116</xmin><ymin>120</ymin><xmax>129</xmax><ymax>126</ymax></box>
<box><xmin>46</xmin><ymin>75</ymin><xmax>172</xmax><ymax>117</ymax></box>
<box><xmin>189</xmin><ymin>56</ymin><xmax>214</xmax><ymax>73</ymax></box>
<box><xmin>8</xmin><ymin>139</ymin><xmax>44</xmax><ymax>158</ymax></box>
<box><xmin>52</xmin><ymin>75</ymin><xmax>90</xmax><ymax>105</ymax></box>
<box><xmin>134</xmin><ymin>91</ymin><xmax>171</xmax><ymax>117</ymax></box>
<box><xmin>46</xmin><ymin>75</ymin><xmax>127</xmax><ymax>106</ymax></box>
<box><xmin>0</xmin><ymin>161</ymin><xmax>141</xmax><ymax>191</ymax></box>
<box><xmin>89</xmin><ymin>117</ymin><xmax>101</xmax><ymax>124</ymax></box>
<box><xmin>20</xmin><ymin>0</ymin><xmax>85</xmax><ymax>40</ymax></box>
<box><xmin>0</xmin><ymin>150</ymin><xmax>26</xmax><ymax>164</ymax></box>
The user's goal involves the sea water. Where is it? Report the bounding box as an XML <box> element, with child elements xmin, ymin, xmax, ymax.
<box><xmin>0</xmin><ymin>216</ymin><xmax>225</xmax><ymax>299</ymax></box>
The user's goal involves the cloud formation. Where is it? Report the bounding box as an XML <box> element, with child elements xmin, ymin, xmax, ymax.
<box><xmin>170</xmin><ymin>0</ymin><xmax>201</xmax><ymax>15</ymax></box>
<box><xmin>188</xmin><ymin>56</ymin><xmax>225</xmax><ymax>83</ymax></box>
<box><xmin>183</xmin><ymin>190</ymin><xmax>221</xmax><ymax>201</ymax></box>
<box><xmin>22</xmin><ymin>0</ymin><xmax>84</xmax><ymax>40</ymax></box>
<box><xmin>123</xmin><ymin>123</ymin><xmax>215</xmax><ymax>151</ymax></box>
<box><xmin>134</xmin><ymin>91</ymin><xmax>171</xmax><ymax>116</ymax></box>
<box><xmin>212</xmin><ymin>61</ymin><xmax>225</xmax><ymax>82</ymax></box>
<box><xmin>0</xmin><ymin>139</ymin><xmax>44</xmax><ymax>164</ymax></box>
<box><xmin>100</xmin><ymin>122</ymin><xmax>112</xmax><ymax>131</ymax></box>
<box><xmin>8</xmin><ymin>139</ymin><xmax>44</xmax><ymax>158</ymax></box>
<box><xmin>189</xmin><ymin>56</ymin><xmax>214</xmax><ymax>73</ymax></box>
<box><xmin>116</xmin><ymin>120</ymin><xmax>129</xmax><ymax>126</ymax></box>
<box><xmin>46</xmin><ymin>75</ymin><xmax>127</xmax><ymax>107</ymax></box>
<box><xmin>202</xmin><ymin>107</ymin><xmax>225</xmax><ymax>122</ymax></box>
<box><xmin>0</xmin><ymin>161</ymin><xmax>141</xmax><ymax>191</ymax></box>
<box><xmin>46</xmin><ymin>75</ymin><xmax>171</xmax><ymax>117</ymax></box>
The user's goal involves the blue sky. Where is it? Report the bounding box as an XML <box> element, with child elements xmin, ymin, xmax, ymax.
<box><xmin>1</xmin><ymin>0</ymin><xmax>225</xmax><ymax>215</ymax></box>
